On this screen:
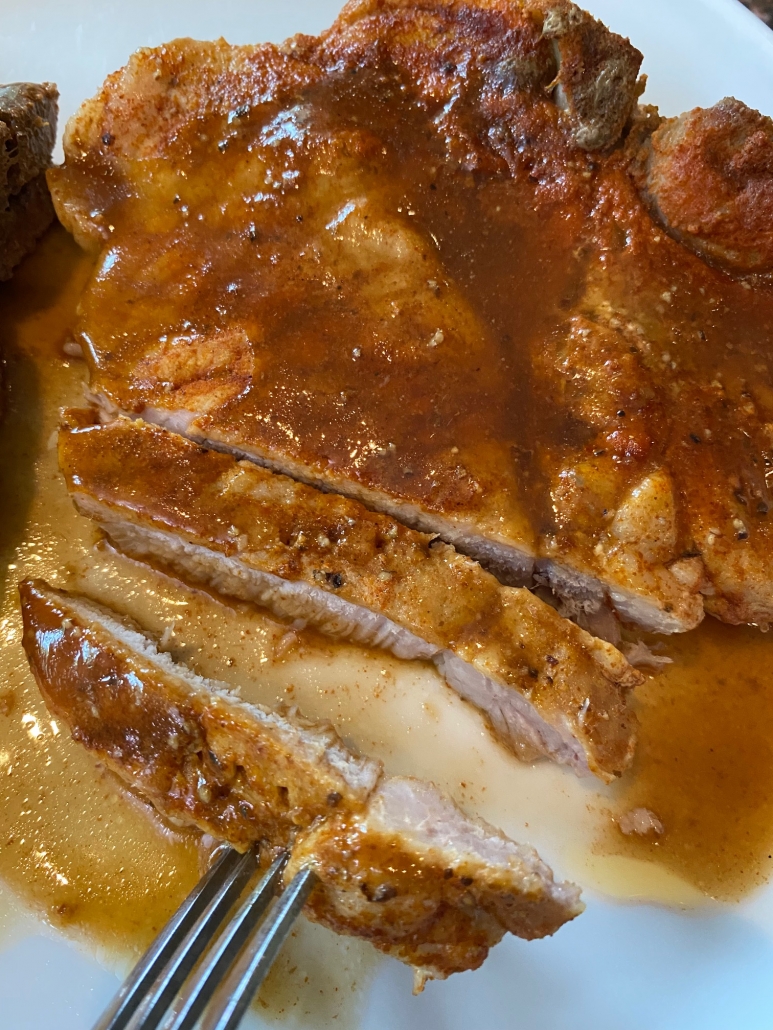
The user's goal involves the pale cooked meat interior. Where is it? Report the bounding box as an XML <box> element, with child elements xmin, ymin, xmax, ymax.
<box><xmin>19</xmin><ymin>577</ymin><xmax>583</xmax><ymax>984</ymax></box>
<box><xmin>47</xmin><ymin>0</ymin><xmax>773</xmax><ymax>634</ymax></box>
<box><xmin>59</xmin><ymin>415</ymin><xmax>641</xmax><ymax>781</ymax></box>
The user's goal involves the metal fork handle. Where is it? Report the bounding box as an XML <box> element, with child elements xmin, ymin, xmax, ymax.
<box><xmin>93</xmin><ymin>847</ymin><xmax>255</xmax><ymax>1030</ymax></box>
<box><xmin>165</xmin><ymin>853</ymin><xmax>288</xmax><ymax>1030</ymax></box>
<box><xmin>199</xmin><ymin>866</ymin><xmax>318</xmax><ymax>1030</ymax></box>
<box><xmin>124</xmin><ymin>849</ymin><xmax>259</xmax><ymax>1030</ymax></box>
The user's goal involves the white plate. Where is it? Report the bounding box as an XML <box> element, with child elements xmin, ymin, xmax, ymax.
<box><xmin>2</xmin><ymin>2</ymin><xmax>773</xmax><ymax>1028</ymax></box>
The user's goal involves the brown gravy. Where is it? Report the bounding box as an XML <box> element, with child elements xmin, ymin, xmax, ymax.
<box><xmin>0</xmin><ymin>228</ymin><xmax>204</xmax><ymax>959</ymax></box>
<box><xmin>0</xmin><ymin>227</ymin><xmax>380</xmax><ymax>1025</ymax></box>
<box><xmin>50</xmin><ymin>37</ymin><xmax>773</xmax><ymax>617</ymax></box>
<box><xmin>2</xmin><ymin>225</ymin><xmax>773</xmax><ymax>1020</ymax></box>
<box><xmin>608</xmin><ymin>619</ymin><xmax>773</xmax><ymax>901</ymax></box>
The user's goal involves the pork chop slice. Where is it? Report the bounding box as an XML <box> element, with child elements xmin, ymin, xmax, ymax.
<box><xmin>49</xmin><ymin>1</ymin><xmax>773</xmax><ymax>631</ymax></box>
<box><xmin>19</xmin><ymin>578</ymin><xmax>583</xmax><ymax>984</ymax></box>
<box><xmin>288</xmin><ymin>774</ymin><xmax>583</xmax><ymax>989</ymax></box>
<box><xmin>59</xmin><ymin>414</ymin><xmax>641</xmax><ymax>781</ymax></box>
<box><xmin>47</xmin><ymin>2</ymin><xmax>672</xmax><ymax>621</ymax></box>
<box><xmin>18</xmin><ymin>578</ymin><xmax>379</xmax><ymax>850</ymax></box>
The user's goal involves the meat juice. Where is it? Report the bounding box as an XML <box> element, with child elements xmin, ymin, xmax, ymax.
<box><xmin>2</xmin><ymin>225</ymin><xmax>773</xmax><ymax>1024</ymax></box>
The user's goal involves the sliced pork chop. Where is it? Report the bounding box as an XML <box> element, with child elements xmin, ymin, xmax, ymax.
<box><xmin>288</xmin><ymin>775</ymin><xmax>582</xmax><ymax>989</ymax></box>
<box><xmin>45</xmin><ymin>0</ymin><xmax>684</xmax><ymax>629</ymax></box>
<box><xmin>19</xmin><ymin>578</ymin><xmax>379</xmax><ymax>850</ymax></box>
<box><xmin>19</xmin><ymin>578</ymin><xmax>583</xmax><ymax>983</ymax></box>
<box><xmin>59</xmin><ymin>415</ymin><xmax>641</xmax><ymax>780</ymax></box>
<box><xmin>49</xmin><ymin>0</ymin><xmax>773</xmax><ymax>631</ymax></box>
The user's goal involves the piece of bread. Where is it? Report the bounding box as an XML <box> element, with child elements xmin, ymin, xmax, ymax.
<box><xmin>0</xmin><ymin>82</ymin><xmax>58</xmax><ymax>281</ymax></box>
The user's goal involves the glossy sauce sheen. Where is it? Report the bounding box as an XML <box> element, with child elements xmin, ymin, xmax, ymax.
<box><xmin>54</xmin><ymin>40</ymin><xmax>773</xmax><ymax>613</ymax></box>
<box><xmin>609</xmin><ymin>622</ymin><xmax>773</xmax><ymax>899</ymax></box>
<box><xmin>1</xmin><ymin>229</ymin><xmax>773</xmax><ymax>1025</ymax></box>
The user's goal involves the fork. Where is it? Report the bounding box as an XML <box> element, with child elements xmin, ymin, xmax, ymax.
<box><xmin>92</xmin><ymin>845</ymin><xmax>317</xmax><ymax>1030</ymax></box>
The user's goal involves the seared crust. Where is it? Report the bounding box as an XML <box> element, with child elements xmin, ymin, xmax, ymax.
<box><xmin>47</xmin><ymin>3</ymin><xmax>773</xmax><ymax>632</ymax></box>
<box><xmin>19</xmin><ymin>579</ymin><xmax>379</xmax><ymax>851</ymax></box>
<box><xmin>330</xmin><ymin>0</ymin><xmax>642</xmax><ymax>151</ymax></box>
<box><xmin>51</xmin><ymin>0</ymin><xmax>640</xmax><ymax>232</ymax></box>
<box><xmin>59</xmin><ymin>415</ymin><xmax>641</xmax><ymax>780</ymax></box>
<box><xmin>0</xmin><ymin>82</ymin><xmax>58</xmax><ymax>280</ymax></box>
<box><xmin>20</xmin><ymin>579</ymin><xmax>583</xmax><ymax>982</ymax></box>
<box><xmin>636</xmin><ymin>98</ymin><xmax>773</xmax><ymax>273</ymax></box>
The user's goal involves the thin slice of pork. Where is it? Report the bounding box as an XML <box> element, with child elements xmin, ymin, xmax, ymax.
<box><xmin>289</xmin><ymin>775</ymin><xmax>583</xmax><ymax>990</ymax></box>
<box><xmin>59</xmin><ymin>415</ymin><xmax>642</xmax><ymax>781</ymax></box>
<box><xmin>19</xmin><ymin>578</ymin><xmax>583</xmax><ymax>983</ymax></box>
<box><xmin>19</xmin><ymin>578</ymin><xmax>378</xmax><ymax>850</ymax></box>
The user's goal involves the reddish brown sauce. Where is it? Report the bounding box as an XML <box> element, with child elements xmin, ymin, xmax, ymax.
<box><xmin>53</xmin><ymin>42</ymin><xmax>773</xmax><ymax>598</ymax></box>
<box><xmin>0</xmin><ymin>229</ymin><xmax>379</xmax><ymax>1024</ymax></box>
<box><xmin>609</xmin><ymin>619</ymin><xmax>773</xmax><ymax>901</ymax></box>
<box><xmin>2</xmin><ymin>225</ymin><xmax>773</xmax><ymax>941</ymax></box>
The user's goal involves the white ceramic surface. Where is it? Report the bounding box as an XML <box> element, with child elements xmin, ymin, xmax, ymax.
<box><xmin>2</xmin><ymin>2</ymin><xmax>773</xmax><ymax>1027</ymax></box>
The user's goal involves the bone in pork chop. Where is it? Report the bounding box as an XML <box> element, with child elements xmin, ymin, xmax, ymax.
<box><xmin>59</xmin><ymin>414</ymin><xmax>641</xmax><ymax>781</ymax></box>
<box><xmin>19</xmin><ymin>578</ymin><xmax>583</xmax><ymax>986</ymax></box>
<box><xmin>47</xmin><ymin>0</ymin><xmax>773</xmax><ymax>632</ymax></box>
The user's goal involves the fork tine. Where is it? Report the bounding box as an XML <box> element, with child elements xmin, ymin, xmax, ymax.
<box><xmin>199</xmin><ymin>866</ymin><xmax>318</xmax><ymax>1030</ymax></box>
<box><xmin>92</xmin><ymin>847</ymin><xmax>254</xmax><ymax>1030</ymax></box>
<box><xmin>123</xmin><ymin>847</ymin><xmax>257</xmax><ymax>1030</ymax></box>
<box><xmin>164</xmin><ymin>853</ymin><xmax>288</xmax><ymax>1030</ymax></box>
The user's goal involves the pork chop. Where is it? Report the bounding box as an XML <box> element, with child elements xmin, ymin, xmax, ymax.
<box><xmin>20</xmin><ymin>578</ymin><xmax>380</xmax><ymax>850</ymax></box>
<box><xmin>288</xmin><ymin>774</ymin><xmax>582</xmax><ymax>989</ymax></box>
<box><xmin>19</xmin><ymin>578</ymin><xmax>583</xmax><ymax>985</ymax></box>
<box><xmin>47</xmin><ymin>0</ymin><xmax>773</xmax><ymax>631</ymax></box>
<box><xmin>58</xmin><ymin>414</ymin><xmax>641</xmax><ymax>780</ymax></box>
<box><xmin>0</xmin><ymin>82</ymin><xmax>58</xmax><ymax>280</ymax></box>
